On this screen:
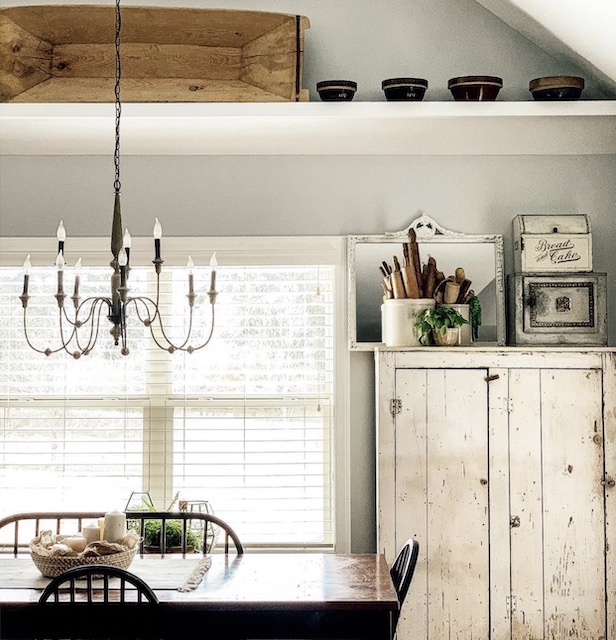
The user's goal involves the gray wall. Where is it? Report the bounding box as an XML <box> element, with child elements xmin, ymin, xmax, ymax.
<box><xmin>1</xmin><ymin>0</ymin><xmax>615</xmax><ymax>552</ymax></box>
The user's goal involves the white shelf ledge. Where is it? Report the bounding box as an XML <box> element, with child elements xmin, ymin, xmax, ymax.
<box><xmin>1</xmin><ymin>101</ymin><xmax>615</xmax><ymax>156</ymax></box>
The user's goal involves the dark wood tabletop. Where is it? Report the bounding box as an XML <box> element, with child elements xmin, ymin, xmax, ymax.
<box><xmin>0</xmin><ymin>553</ymin><xmax>398</xmax><ymax>640</ymax></box>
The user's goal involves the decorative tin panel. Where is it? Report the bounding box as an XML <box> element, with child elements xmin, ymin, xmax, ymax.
<box><xmin>507</xmin><ymin>273</ymin><xmax>607</xmax><ymax>346</ymax></box>
<box><xmin>528</xmin><ymin>281</ymin><xmax>595</xmax><ymax>329</ymax></box>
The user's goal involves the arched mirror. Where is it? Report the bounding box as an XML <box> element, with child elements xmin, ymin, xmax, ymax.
<box><xmin>347</xmin><ymin>213</ymin><xmax>505</xmax><ymax>349</ymax></box>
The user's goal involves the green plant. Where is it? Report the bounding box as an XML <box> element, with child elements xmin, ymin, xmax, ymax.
<box><xmin>141</xmin><ymin>519</ymin><xmax>201</xmax><ymax>550</ymax></box>
<box><xmin>414</xmin><ymin>304</ymin><xmax>468</xmax><ymax>346</ymax></box>
<box><xmin>469</xmin><ymin>295</ymin><xmax>482</xmax><ymax>340</ymax></box>
<box><xmin>127</xmin><ymin>491</ymin><xmax>201</xmax><ymax>551</ymax></box>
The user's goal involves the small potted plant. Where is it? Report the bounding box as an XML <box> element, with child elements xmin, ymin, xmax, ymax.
<box><xmin>141</xmin><ymin>519</ymin><xmax>201</xmax><ymax>553</ymax></box>
<box><xmin>414</xmin><ymin>304</ymin><xmax>469</xmax><ymax>346</ymax></box>
<box><xmin>126</xmin><ymin>492</ymin><xmax>202</xmax><ymax>553</ymax></box>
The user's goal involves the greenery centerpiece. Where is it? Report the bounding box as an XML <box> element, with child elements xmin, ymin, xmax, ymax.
<box><xmin>414</xmin><ymin>304</ymin><xmax>469</xmax><ymax>346</ymax></box>
<box><xmin>127</xmin><ymin>492</ymin><xmax>201</xmax><ymax>552</ymax></box>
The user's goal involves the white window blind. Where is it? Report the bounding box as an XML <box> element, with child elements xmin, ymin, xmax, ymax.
<box><xmin>0</xmin><ymin>257</ymin><xmax>335</xmax><ymax>548</ymax></box>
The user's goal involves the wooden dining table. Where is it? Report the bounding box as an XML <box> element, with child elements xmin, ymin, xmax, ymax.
<box><xmin>0</xmin><ymin>553</ymin><xmax>399</xmax><ymax>640</ymax></box>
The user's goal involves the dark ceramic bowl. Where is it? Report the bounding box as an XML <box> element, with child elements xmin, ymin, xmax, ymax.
<box><xmin>316</xmin><ymin>80</ymin><xmax>357</xmax><ymax>102</ymax></box>
<box><xmin>382</xmin><ymin>77</ymin><xmax>428</xmax><ymax>101</ymax></box>
<box><xmin>529</xmin><ymin>76</ymin><xmax>585</xmax><ymax>101</ymax></box>
<box><xmin>448</xmin><ymin>75</ymin><xmax>503</xmax><ymax>101</ymax></box>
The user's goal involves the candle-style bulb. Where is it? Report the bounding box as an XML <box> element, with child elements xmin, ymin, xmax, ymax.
<box><xmin>153</xmin><ymin>218</ymin><xmax>163</xmax><ymax>240</ymax></box>
<box><xmin>74</xmin><ymin>257</ymin><xmax>82</xmax><ymax>272</ymax></box>
<box><xmin>187</xmin><ymin>255</ymin><xmax>195</xmax><ymax>274</ymax></box>
<box><xmin>23</xmin><ymin>254</ymin><xmax>31</xmax><ymax>275</ymax></box>
<box><xmin>55</xmin><ymin>252</ymin><xmax>65</xmax><ymax>271</ymax></box>
<box><xmin>123</xmin><ymin>229</ymin><xmax>132</xmax><ymax>248</ymax></box>
<box><xmin>209</xmin><ymin>252</ymin><xmax>218</xmax><ymax>268</ymax></box>
<box><xmin>56</xmin><ymin>221</ymin><xmax>66</xmax><ymax>242</ymax></box>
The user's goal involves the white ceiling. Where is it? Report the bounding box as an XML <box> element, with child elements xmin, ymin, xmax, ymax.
<box><xmin>474</xmin><ymin>0</ymin><xmax>616</xmax><ymax>94</ymax></box>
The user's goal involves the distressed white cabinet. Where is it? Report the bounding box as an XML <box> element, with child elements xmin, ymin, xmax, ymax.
<box><xmin>376</xmin><ymin>348</ymin><xmax>616</xmax><ymax>640</ymax></box>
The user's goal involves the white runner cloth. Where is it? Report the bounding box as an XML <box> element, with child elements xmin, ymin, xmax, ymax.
<box><xmin>0</xmin><ymin>556</ymin><xmax>212</xmax><ymax>591</ymax></box>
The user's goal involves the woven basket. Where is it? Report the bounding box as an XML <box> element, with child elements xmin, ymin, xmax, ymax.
<box><xmin>31</xmin><ymin>547</ymin><xmax>138</xmax><ymax>578</ymax></box>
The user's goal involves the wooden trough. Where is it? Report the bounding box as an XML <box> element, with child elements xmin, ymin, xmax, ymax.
<box><xmin>0</xmin><ymin>5</ymin><xmax>310</xmax><ymax>102</ymax></box>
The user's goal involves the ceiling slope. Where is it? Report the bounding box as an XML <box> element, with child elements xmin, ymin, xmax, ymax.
<box><xmin>474</xmin><ymin>0</ymin><xmax>616</xmax><ymax>94</ymax></box>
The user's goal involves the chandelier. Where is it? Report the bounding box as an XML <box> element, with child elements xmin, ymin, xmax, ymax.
<box><xmin>19</xmin><ymin>0</ymin><xmax>217</xmax><ymax>358</ymax></box>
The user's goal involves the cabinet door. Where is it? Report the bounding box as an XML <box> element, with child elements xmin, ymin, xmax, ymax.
<box><xmin>508</xmin><ymin>368</ymin><xmax>605</xmax><ymax>640</ymax></box>
<box><xmin>391</xmin><ymin>368</ymin><xmax>490</xmax><ymax>640</ymax></box>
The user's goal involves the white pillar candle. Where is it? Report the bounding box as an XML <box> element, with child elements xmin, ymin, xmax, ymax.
<box><xmin>63</xmin><ymin>536</ymin><xmax>87</xmax><ymax>553</ymax></box>
<box><xmin>83</xmin><ymin>525</ymin><xmax>102</xmax><ymax>546</ymax></box>
<box><xmin>98</xmin><ymin>517</ymin><xmax>106</xmax><ymax>540</ymax></box>
<box><xmin>104</xmin><ymin>511</ymin><xmax>126</xmax><ymax>543</ymax></box>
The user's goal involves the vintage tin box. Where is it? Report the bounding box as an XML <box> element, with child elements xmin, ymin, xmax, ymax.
<box><xmin>507</xmin><ymin>272</ymin><xmax>607</xmax><ymax>346</ymax></box>
<box><xmin>513</xmin><ymin>215</ymin><xmax>592</xmax><ymax>273</ymax></box>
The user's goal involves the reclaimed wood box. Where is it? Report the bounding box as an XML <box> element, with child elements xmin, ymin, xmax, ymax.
<box><xmin>0</xmin><ymin>5</ymin><xmax>309</xmax><ymax>103</ymax></box>
<box><xmin>512</xmin><ymin>214</ymin><xmax>592</xmax><ymax>273</ymax></box>
<box><xmin>507</xmin><ymin>272</ymin><xmax>607</xmax><ymax>346</ymax></box>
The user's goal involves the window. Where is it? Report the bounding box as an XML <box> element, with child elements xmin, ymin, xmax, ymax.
<box><xmin>0</xmin><ymin>237</ymin><xmax>347</xmax><ymax>550</ymax></box>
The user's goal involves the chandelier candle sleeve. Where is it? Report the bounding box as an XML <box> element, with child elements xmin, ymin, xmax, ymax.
<box><xmin>73</xmin><ymin>258</ymin><xmax>81</xmax><ymax>297</ymax></box>
<box><xmin>210</xmin><ymin>252</ymin><xmax>217</xmax><ymax>291</ymax></box>
<box><xmin>56</xmin><ymin>220</ymin><xmax>66</xmax><ymax>255</ymax></box>
<box><xmin>104</xmin><ymin>511</ymin><xmax>126</xmax><ymax>543</ymax></box>
<box><xmin>55</xmin><ymin>252</ymin><xmax>65</xmax><ymax>295</ymax></box>
<box><xmin>22</xmin><ymin>255</ymin><xmax>31</xmax><ymax>296</ymax></box>
<box><xmin>119</xmin><ymin>248</ymin><xmax>128</xmax><ymax>288</ymax></box>
<box><xmin>154</xmin><ymin>218</ymin><xmax>162</xmax><ymax>260</ymax></box>
<box><xmin>188</xmin><ymin>255</ymin><xmax>195</xmax><ymax>296</ymax></box>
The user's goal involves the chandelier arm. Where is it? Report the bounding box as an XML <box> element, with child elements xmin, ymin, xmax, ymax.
<box><xmin>129</xmin><ymin>296</ymin><xmax>156</xmax><ymax>325</ymax></box>
<box><xmin>150</xmin><ymin>296</ymin><xmax>188</xmax><ymax>352</ymax></box>
<box><xmin>21</xmin><ymin>309</ymin><xmax>62</xmax><ymax>356</ymax></box>
<box><xmin>128</xmin><ymin>296</ymin><xmax>205</xmax><ymax>353</ymax></box>
<box><xmin>174</xmin><ymin>306</ymin><xmax>194</xmax><ymax>351</ymax></box>
<box><xmin>75</xmin><ymin>298</ymin><xmax>110</xmax><ymax>355</ymax></box>
<box><xmin>57</xmin><ymin>307</ymin><xmax>79</xmax><ymax>357</ymax></box>
<box><xmin>185</xmin><ymin>305</ymin><xmax>216</xmax><ymax>352</ymax></box>
<box><xmin>81</xmin><ymin>300</ymin><xmax>109</xmax><ymax>356</ymax></box>
<box><xmin>76</xmin><ymin>296</ymin><xmax>113</xmax><ymax>325</ymax></box>
<box><xmin>135</xmin><ymin>298</ymin><xmax>186</xmax><ymax>351</ymax></box>
<box><xmin>60</xmin><ymin>296</ymin><xmax>106</xmax><ymax>327</ymax></box>
<box><xmin>127</xmin><ymin>296</ymin><xmax>177</xmax><ymax>351</ymax></box>
<box><xmin>61</xmin><ymin>305</ymin><xmax>79</xmax><ymax>327</ymax></box>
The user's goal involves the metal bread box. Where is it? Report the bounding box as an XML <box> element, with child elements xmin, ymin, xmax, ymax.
<box><xmin>513</xmin><ymin>215</ymin><xmax>592</xmax><ymax>273</ymax></box>
<box><xmin>507</xmin><ymin>272</ymin><xmax>607</xmax><ymax>346</ymax></box>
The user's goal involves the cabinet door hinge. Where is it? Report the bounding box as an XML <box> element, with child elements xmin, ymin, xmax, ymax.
<box><xmin>504</xmin><ymin>398</ymin><xmax>514</xmax><ymax>413</ymax></box>
<box><xmin>390</xmin><ymin>398</ymin><xmax>402</xmax><ymax>415</ymax></box>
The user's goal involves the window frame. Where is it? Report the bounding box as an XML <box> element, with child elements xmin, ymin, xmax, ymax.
<box><xmin>0</xmin><ymin>235</ymin><xmax>350</xmax><ymax>552</ymax></box>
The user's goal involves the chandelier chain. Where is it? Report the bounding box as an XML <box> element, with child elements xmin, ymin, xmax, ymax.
<box><xmin>113</xmin><ymin>0</ymin><xmax>122</xmax><ymax>194</ymax></box>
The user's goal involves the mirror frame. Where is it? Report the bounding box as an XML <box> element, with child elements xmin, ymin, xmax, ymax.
<box><xmin>347</xmin><ymin>213</ymin><xmax>506</xmax><ymax>349</ymax></box>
